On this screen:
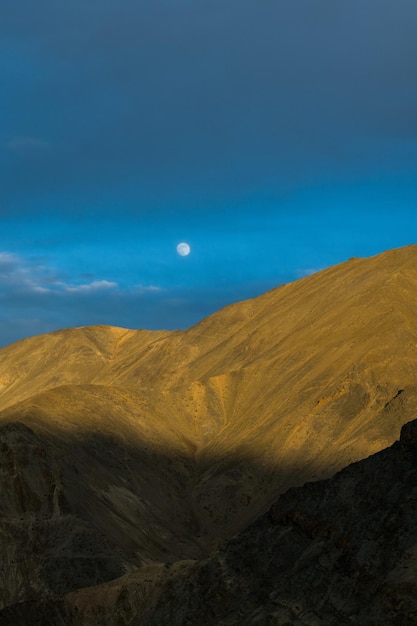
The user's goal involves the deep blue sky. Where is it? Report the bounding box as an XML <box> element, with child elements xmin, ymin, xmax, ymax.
<box><xmin>1</xmin><ymin>0</ymin><xmax>417</xmax><ymax>347</ymax></box>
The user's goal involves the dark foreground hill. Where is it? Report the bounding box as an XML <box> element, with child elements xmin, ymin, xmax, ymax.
<box><xmin>2</xmin><ymin>418</ymin><xmax>417</xmax><ymax>624</ymax></box>
<box><xmin>1</xmin><ymin>244</ymin><xmax>417</xmax><ymax>622</ymax></box>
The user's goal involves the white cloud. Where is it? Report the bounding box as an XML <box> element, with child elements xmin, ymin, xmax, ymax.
<box><xmin>0</xmin><ymin>252</ymin><xmax>45</xmax><ymax>291</ymax></box>
<box><xmin>132</xmin><ymin>284</ymin><xmax>162</xmax><ymax>294</ymax></box>
<box><xmin>0</xmin><ymin>252</ymin><xmax>20</xmax><ymax>264</ymax></box>
<box><xmin>0</xmin><ymin>251</ymin><xmax>119</xmax><ymax>295</ymax></box>
<box><xmin>62</xmin><ymin>280</ymin><xmax>118</xmax><ymax>293</ymax></box>
<box><xmin>0</xmin><ymin>252</ymin><xmax>167</xmax><ymax>347</ymax></box>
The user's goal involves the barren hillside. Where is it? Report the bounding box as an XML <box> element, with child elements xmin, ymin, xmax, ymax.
<box><xmin>1</xmin><ymin>245</ymin><xmax>417</xmax><ymax>622</ymax></box>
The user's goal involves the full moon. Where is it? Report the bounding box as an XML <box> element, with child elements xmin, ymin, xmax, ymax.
<box><xmin>176</xmin><ymin>242</ymin><xmax>191</xmax><ymax>256</ymax></box>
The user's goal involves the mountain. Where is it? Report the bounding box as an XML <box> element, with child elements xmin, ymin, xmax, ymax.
<box><xmin>1</xmin><ymin>244</ymin><xmax>417</xmax><ymax>622</ymax></box>
<box><xmin>4</xmin><ymin>417</ymin><xmax>416</xmax><ymax>625</ymax></box>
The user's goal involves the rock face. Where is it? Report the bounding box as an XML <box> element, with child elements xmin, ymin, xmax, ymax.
<box><xmin>0</xmin><ymin>421</ymin><xmax>127</xmax><ymax>609</ymax></box>
<box><xmin>2</xmin><ymin>244</ymin><xmax>417</xmax><ymax>621</ymax></box>
<box><xmin>131</xmin><ymin>422</ymin><xmax>417</xmax><ymax>625</ymax></box>
<box><xmin>2</xmin><ymin>420</ymin><xmax>417</xmax><ymax>624</ymax></box>
<box><xmin>0</xmin><ymin>407</ymin><xmax>203</xmax><ymax>611</ymax></box>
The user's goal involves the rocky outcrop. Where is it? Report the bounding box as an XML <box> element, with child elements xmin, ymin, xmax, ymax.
<box><xmin>133</xmin><ymin>421</ymin><xmax>417</xmax><ymax>624</ymax></box>
<box><xmin>0</xmin><ymin>421</ymin><xmax>128</xmax><ymax>610</ymax></box>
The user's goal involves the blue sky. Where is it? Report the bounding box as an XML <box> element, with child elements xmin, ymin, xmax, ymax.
<box><xmin>1</xmin><ymin>0</ymin><xmax>417</xmax><ymax>347</ymax></box>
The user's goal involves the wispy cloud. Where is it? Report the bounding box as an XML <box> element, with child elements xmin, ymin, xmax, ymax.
<box><xmin>0</xmin><ymin>251</ymin><xmax>169</xmax><ymax>299</ymax></box>
<box><xmin>0</xmin><ymin>250</ymin><xmax>170</xmax><ymax>347</ymax></box>
<box><xmin>59</xmin><ymin>280</ymin><xmax>118</xmax><ymax>293</ymax></box>
<box><xmin>0</xmin><ymin>249</ymin><xmax>276</xmax><ymax>348</ymax></box>
<box><xmin>0</xmin><ymin>251</ymin><xmax>47</xmax><ymax>292</ymax></box>
<box><xmin>0</xmin><ymin>251</ymin><xmax>119</xmax><ymax>295</ymax></box>
<box><xmin>132</xmin><ymin>284</ymin><xmax>162</xmax><ymax>294</ymax></box>
<box><xmin>0</xmin><ymin>252</ymin><xmax>19</xmax><ymax>266</ymax></box>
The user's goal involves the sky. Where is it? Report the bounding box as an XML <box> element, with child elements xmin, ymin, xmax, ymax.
<box><xmin>1</xmin><ymin>0</ymin><xmax>417</xmax><ymax>347</ymax></box>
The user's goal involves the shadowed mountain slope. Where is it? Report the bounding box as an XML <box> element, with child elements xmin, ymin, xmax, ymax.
<box><xmin>3</xmin><ymin>418</ymin><xmax>417</xmax><ymax>625</ymax></box>
<box><xmin>1</xmin><ymin>244</ymin><xmax>417</xmax><ymax>618</ymax></box>
<box><xmin>133</xmin><ymin>418</ymin><xmax>417</xmax><ymax>625</ymax></box>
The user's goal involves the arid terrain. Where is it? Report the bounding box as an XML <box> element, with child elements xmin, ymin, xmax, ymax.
<box><xmin>2</xmin><ymin>245</ymin><xmax>417</xmax><ymax>624</ymax></box>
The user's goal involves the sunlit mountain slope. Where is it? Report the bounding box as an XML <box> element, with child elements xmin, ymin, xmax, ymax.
<box><xmin>1</xmin><ymin>244</ymin><xmax>417</xmax><ymax>613</ymax></box>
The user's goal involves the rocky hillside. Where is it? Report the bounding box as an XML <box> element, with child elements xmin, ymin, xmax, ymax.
<box><xmin>1</xmin><ymin>244</ymin><xmax>417</xmax><ymax>621</ymax></box>
<box><xmin>2</xmin><ymin>418</ymin><xmax>417</xmax><ymax>624</ymax></box>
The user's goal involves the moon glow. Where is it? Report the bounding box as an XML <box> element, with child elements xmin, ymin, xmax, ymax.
<box><xmin>177</xmin><ymin>242</ymin><xmax>191</xmax><ymax>256</ymax></box>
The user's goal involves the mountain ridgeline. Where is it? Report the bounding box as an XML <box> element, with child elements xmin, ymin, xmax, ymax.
<box><xmin>1</xmin><ymin>245</ymin><xmax>417</xmax><ymax>624</ymax></box>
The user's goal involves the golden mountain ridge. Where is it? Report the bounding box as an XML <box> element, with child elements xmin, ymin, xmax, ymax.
<box><xmin>2</xmin><ymin>245</ymin><xmax>417</xmax><ymax>454</ymax></box>
<box><xmin>2</xmin><ymin>244</ymin><xmax>417</xmax><ymax>613</ymax></box>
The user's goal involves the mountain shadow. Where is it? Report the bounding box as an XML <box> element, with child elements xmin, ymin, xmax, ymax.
<box><xmin>0</xmin><ymin>418</ymin><xmax>322</xmax><ymax>612</ymax></box>
<box><xmin>2</xmin><ymin>419</ymin><xmax>417</xmax><ymax>624</ymax></box>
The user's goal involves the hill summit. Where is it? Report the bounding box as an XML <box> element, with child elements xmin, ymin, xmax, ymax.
<box><xmin>1</xmin><ymin>244</ymin><xmax>417</xmax><ymax>623</ymax></box>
